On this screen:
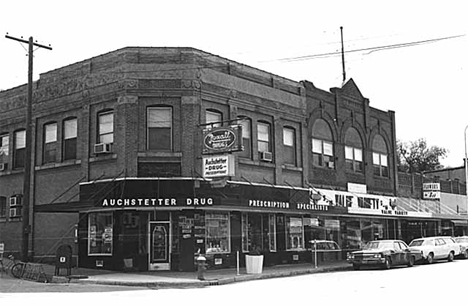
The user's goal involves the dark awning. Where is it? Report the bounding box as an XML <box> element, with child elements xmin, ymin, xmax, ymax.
<box><xmin>452</xmin><ymin>220</ymin><xmax>468</xmax><ymax>227</ymax></box>
<box><xmin>34</xmin><ymin>201</ymin><xmax>95</xmax><ymax>213</ymax></box>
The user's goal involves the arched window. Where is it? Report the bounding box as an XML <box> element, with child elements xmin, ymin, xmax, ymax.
<box><xmin>345</xmin><ymin>128</ymin><xmax>363</xmax><ymax>173</ymax></box>
<box><xmin>311</xmin><ymin>119</ymin><xmax>334</xmax><ymax>168</ymax></box>
<box><xmin>372</xmin><ymin>135</ymin><xmax>388</xmax><ymax>177</ymax></box>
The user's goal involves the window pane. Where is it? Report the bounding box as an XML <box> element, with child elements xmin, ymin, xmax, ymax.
<box><xmin>0</xmin><ymin>135</ymin><xmax>9</xmax><ymax>157</ymax></box>
<box><xmin>283</xmin><ymin>128</ymin><xmax>294</xmax><ymax>146</ymax></box>
<box><xmin>257</xmin><ymin>123</ymin><xmax>269</xmax><ymax>142</ymax></box>
<box><xmin>345</xmin><ymin>146</ymin><xmax>354</xmax><ymax>159</ymax></box>
<box><xmin>268</xmin><ymin>214</ymin><xmax>276</xmax><ymax>251</ymax></box>
<box><xmin>354</xmin><ymin>148</ymin><xmax>363</xmax><ymax>161</ymax></box>
<box><xmin>241</xmin><ymin>119</ymin><xmax>251</xmax><ymax>138</ymax></box>
<box><xmin>373</xmin><ymin>152</ymin><xmax>380</xmax><ymax>165</ymax></box>
<box><xmin>15</xmin><ymin>130</ymin><xmax>26</xmax><ymax>149</ymax></box>
<box><xmin>100</xmin><ymin>133</ymin><xmax>114</xmax><ymax>144</ymax></box>
<box><xmin>312</xmin><ymin>138</ymin><xmax>322</xmax><ymax>154</ymax></box>
<box><xmin>64</xmin><ymin>118</ymin><xmax>77</xmax><ymax>139</ymax></box>
<box><xmin>323</xmin><ymin>141</ymin><xmax>333</xmax><ymax>156</ymax></box>
<box><xmin>45</xmin><ymin>123</ymin><xmax>57</xmax><ymax>143</ymax></box>
<box><xmin>205</xmin><ymin>212</ymin><xmax>230</xmax><ymax>253</ymax></box>
<box><xmin>148</xmin><ymin>108</ymin><xmax>171</xmax><ymax>128</ymax></box>
<box><xmin>148</xmin><ymin>127</ymin><xmax>171</xmax><ymax>150</ymax></box>
<box><xmin>286</xmin><ymin>216</ymin><xmax>303</xmax><ymax>250</ymax></box>
<box><xmin>64</xmin><ymin>138</ymin><xmax>77</xmax><ymax>160</ymax></box>
<box><xmin>99</xmin><ymin>113</ymin><xmax>114</xmax><ymax>135</ymax></box>
<box><xmin>381</xmin><ymin>154</ymin><xmax>388</xmax><ymax>167</ymax></box>
<box><xmin>206</xmin><ymin>111</ymin><xmax>222</xmax><ymax>128</ymax></box>
<box><xmin>88</xmin><ymin>212</ymin><xmax>113</xmax><ymax>255</ymax></box>
<box><xmin>284</xmin><ymin>146</ymin><xmax>295</xmax><ymax>165</ymax></box>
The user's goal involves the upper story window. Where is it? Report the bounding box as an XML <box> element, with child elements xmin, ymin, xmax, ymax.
<box><xmin>147</xmin><ymin>107</ymin><xmax>172</xmax><ymax>151</ymax></box>
<box><xmin>63</xmin><ymin>118</ymin><xmax>78</xmax><ymax>161</ymax></box>
<box><xmin>373</xmin><ymin>134</ymin><xmax>388</xmax><ymax>177</ymax></box>
<box><xmin>206</xmin><ymin>110</ymin><xmax>222</xmax><ymax>128</ymax></box>
<box><xmin>43</xmin><ymin>122</ymin><xmax>58</xmax><ymax>164</ymax></box>
<box><xmin>283</xmin><ymin>127</ymin><xmax>296</xmax><ymax>165</ymax></box>
<box><xmin>238</xmin><ymin>117</ymin><xmax>252</xmax><ymax>159</ymax></box>
<box><xmin>0</xmin><ymin>134</ymin><xmax>9</xmax><ymax>165</ymax></box>
<box><xmin>0</xmin><ymin>196</ymin><xmax>6</xmax><ymax>218</ymax></box>
<box><xmin>311</xmin><ymin>119</ymin><xmax>334</xmax><ymax>169</ymax></box>
<box><xmin>258</xmin><ymin>122</ymin><xmax>272</xmax><ymax>162</ymax></box>
<box><xmin>345</xmin><ymin>127</ymin><xmax>363</xmax><ymax>173</ymax></box>
<box><xmin>14</xmin><ymin>130</ymin><xmax>26</xmax><ymax>169</ymax></box>
<box><xmin>98</xmin><ymin>111</ymin><xmax>114</xmax><ymax>144</ymax></box>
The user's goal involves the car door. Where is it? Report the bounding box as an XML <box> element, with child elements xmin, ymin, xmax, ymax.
<box><xmin>392</xmin><ymin>241</ymin><xmax>403</xmax><ymax>265</ymax></box>
<box><xmin>398</xmin><ymin>241</ymin><xmax>410</xmax><ymax>264</ymax></box>
<box><xmin>434</xmin><ymin>238</ymin><xmax>447</xmax><ymax>259</ymax></box>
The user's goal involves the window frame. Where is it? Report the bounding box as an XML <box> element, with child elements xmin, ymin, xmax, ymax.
<box><xmin>311</xmin><ymin>119</ymin><xmax>334</xmax><ymax>168</ymax></box>
<box><xmin>205</xmin><ymin>110</ymin><xmax>223</xmax><ymax>129</ymax></box>
<box><xmin>205</xmin><ymin>212</ymin><xmax>231</xmax><ymax>254</ymax></box>
<box><xmin>88</xmin><ymin>212</ymin><xmax>114</xmax><ymax>256</ymax></box>
<box><xmin>238</xmin><ymin>117</ymin><xmax>252</xmax><ymax>159</ymax></box>
<box><xmin>283</xmin><ymin>127</ymin><xmax>296</xmax><ymax>166</ymax></box>
<box><xmin>43</xmin><ymin>122</ymin><xmax>58</xmax><ymax>164</ymax></box>
<box><xmin>257</xmin><ymin>121</ymin><xmax>272</xmax><ymax>160</ymax></box>
<box><xmin>97</xmin><ymin>110</ymin><xmax>114</xmax><ymax>145</ymax></box>
<box><xmin>63</xmin><ymin>117</ymin><xmax>78</xmax><ymax>161</ymax></box>
<box><xmin>13</xmin><ymin>130</ymin><xmax>26</xmax><ymax>169</ymax></box>
<box><xmin>147</xmin><ymin>106</ymin><xmax>173</xmax><ymax>151</ymax></box>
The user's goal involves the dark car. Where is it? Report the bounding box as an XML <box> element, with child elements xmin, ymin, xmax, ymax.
<box><xmin>347</xmin><ymin>240</ymin><xmax>422</xmax><ymax>270</ymax></box>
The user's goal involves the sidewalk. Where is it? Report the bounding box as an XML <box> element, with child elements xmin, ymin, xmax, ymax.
<box><xmin>49</xmin><ymin>260</ymin><xmax>352</xmax><ymax>288</ymax></box>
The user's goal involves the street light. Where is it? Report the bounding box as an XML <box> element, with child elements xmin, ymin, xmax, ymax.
<box><xmin>465</xmin><ymin>125</ymin><xmax>468</xmax><ymax>216</ymax></box>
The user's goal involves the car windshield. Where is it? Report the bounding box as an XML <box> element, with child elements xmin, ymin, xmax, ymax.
<box><xmin>363</xmin><ymin>241</ymin><xmax>392</xmax><ymax>250</ymax></box>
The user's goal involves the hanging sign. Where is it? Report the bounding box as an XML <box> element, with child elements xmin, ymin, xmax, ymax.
<box><xmin>202</xmin><ymin>125</ymin><xmax>243</xmax><ymax>154</ymax></box>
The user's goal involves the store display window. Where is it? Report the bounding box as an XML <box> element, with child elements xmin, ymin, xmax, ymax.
<box><xmin>286</xmin><ymin>216</ymin><xmax>304</xmax><ymax>250</ymax></box>
<box><xmin>88</xmin><ymin>212</ymin><xmax>113</xmax><ymax>255</ymax></box>
<box><xmin>205</xmin><ymin>212</ymin><xmax>230</xmax><ymax>254</ymax></box>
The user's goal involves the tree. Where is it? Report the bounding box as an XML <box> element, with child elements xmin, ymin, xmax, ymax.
<box><xmin>397</xmin><ymin>138</ymin><xmax>448</xmax><ymax>173</ymax></box>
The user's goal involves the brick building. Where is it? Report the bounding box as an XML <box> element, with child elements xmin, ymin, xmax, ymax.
<box><xmin>1</xmin><ymin>47</ymin><xmax>467</xmax><ymax>272</ymax></box>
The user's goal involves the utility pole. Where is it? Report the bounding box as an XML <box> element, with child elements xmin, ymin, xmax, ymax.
<box><xmin>5</xmin><ymin>33</ymin><xmax>52</xmax><ymax>261</ymax></box>
<box><xmin>340</xmin><ymin>26</ymin><xmax>346</xmax><ymax>84</ymax></box>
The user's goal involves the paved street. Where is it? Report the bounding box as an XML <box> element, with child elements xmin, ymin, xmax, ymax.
<box><xmin>1</xmin><ymin>259</ymin><xmax>467</xmax><ymax>305</ymax></box>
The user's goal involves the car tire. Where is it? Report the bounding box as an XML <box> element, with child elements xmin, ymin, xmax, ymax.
<box><xmin>384</xmin><ymin>257</ymin><xmax>391</xmax><ymax>269</ymax></box>
<box><xmin>426</xmin><ymin>253</ymin><xmax>434</xmax><ymax>264</ymax></box>
<box><xmin>448</xmin><ymin>251</ymin><xmax>454</xmax><ymax>262</ymax></box>
<box><xmin>353</xmin><ymin>264</ymin><xmax>360</xmax><ymax>270</ymax></box>
<box><xmin>463</xmin><ymin>250</ymin><xmax>468</xmax><ymax>259</ymax></box>
<box><xmin>408</xmin><ymin>256</ymin><xmax>415</xmax><ymax>267</ymax></box>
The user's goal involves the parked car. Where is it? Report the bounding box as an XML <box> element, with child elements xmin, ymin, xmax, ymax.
<box><xmin>347</xmin><ymin>240</ymin><xmax>422</xmax><ymax>270</ymax></box>
<box><xmin>308</xmin><ymin>240</ymin><xmax>342</xmax><ymax>262</ymax></box>
<box><xmin>453</xmin><ymin>236</ymin><xmax>468</xmax><ymax>259</ymax></box>
<box><xmin>408</xmin><ymin>236</ymin><xmax>461</xmax><ymax>264</ymax></box>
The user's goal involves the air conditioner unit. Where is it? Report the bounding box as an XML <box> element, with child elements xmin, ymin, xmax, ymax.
<box><xmin>326</xmin><ymin>161</ymin><xmax>334</xmax><ymax>169</ymax></box>
<box><xmin>9</xmin><ymin>207</ymin><xmax>21</xmax><ymax>218</ymax></box>
<box><xmin>9</xmin><ymin>195</ymin><xmax>21</xmax><ymax>207</ymax></box>
<box><xmin>94</xmin><ymin>143</ymin><xmax>112</xmax><ymax>154</ymax></box>
<box><xmin>260</xmin><ymin>151</ymin><xmax>273</xmax><ymax>162</ymax></box>
<box><xmin>0</xmin><ymin>163</ymin><xmax>7</xmax><ymax>171</ymax></box>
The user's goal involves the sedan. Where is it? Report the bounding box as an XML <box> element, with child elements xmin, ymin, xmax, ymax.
<box><xmin>453</xmin><ymin>236</ymin><xmax>468</xmax><ymax>259</ymax></box>
<box><xmin>347</xmin><ymin>240</ymin><xmax>422</xmax><ymax>270</ymax></box>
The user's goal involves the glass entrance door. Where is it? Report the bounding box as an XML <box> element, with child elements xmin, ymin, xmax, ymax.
<box><xmin>149</xmin><ymin>221</ymin><xmax>170</xmax><ymax>270</ymax></box>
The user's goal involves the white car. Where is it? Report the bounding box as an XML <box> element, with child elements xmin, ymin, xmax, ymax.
<box><xmin>409</xmin><ymin>236</ymin><xmax>462</xmax><ymax>263</ymax></box>
<box><xmin>453</xmin><ymin>236</ymin><xmax>468</xmax><ymax>259</ymax></box>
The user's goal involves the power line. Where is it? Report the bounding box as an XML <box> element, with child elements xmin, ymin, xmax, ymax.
<box><xmin>272</xmin><ymin>34</ymin><xmax>466</xmax><ymax>63</ymax></box>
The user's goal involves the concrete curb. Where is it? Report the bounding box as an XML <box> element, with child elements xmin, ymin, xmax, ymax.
<box><xmin>65</xmin><ymin>264</ymin><xmax>352</xmax><ymax>289</ymax></box>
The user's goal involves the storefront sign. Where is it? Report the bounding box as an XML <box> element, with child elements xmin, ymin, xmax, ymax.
<box><xmin>101</xmin><ymin>197</ymin><xmax>214</xmax><ymax>207</ymax></box>
<box><xmin>202</xmin><ymin>125</ymin><xmax>242</xmax><ymax>154</ymax></box>
<box><xmin>203</xmin><ymin>154</ymin><xmax>235</xmax><ymax>177</ymax></box>
<box><xmin>348</xmin><ymin>207</ymin><xmax>432</xmax><ymax>218</ymax></box>
<box><xmin>247</xmin><ymin>199</ymin><xmax>332</xmax><ymax>212</ymax></box>
<box><xmin>423</xmin><ymin>183</ymin><xmax>440</xmax><ymax>200</ymax></box>
<box><xmin>347</xmin><ymin>182</ymin><xmax>367</xmax><ymax>194</ymax></box>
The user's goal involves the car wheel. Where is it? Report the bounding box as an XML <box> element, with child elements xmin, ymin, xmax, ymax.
<box><xmin>463</xmin><ymin>250</ymin><xmax>468</xmax><ymax>259</ymax></box>
<box><xmin>408</xmin><ymin>256</ymin><xmax>415</xmax><ymax>267</ymax></box>
<box><xmin>353</xmin><ymin>264</ymin><xmax>360</xmax><ymax>270</ymax></box>
<box><xmin>448</xmin><ymin>251</ymin><xmax>454</xmax><ymax>262</ymax></box>
<box><xmin>426</xmin><ymin>253</ymin><xmax>434</xmax><ymax>264</ymax></box>
<box><xmin>384</xmin><ymin>257</ymin><xmax>391</xmax><ymax>269</ymax></box>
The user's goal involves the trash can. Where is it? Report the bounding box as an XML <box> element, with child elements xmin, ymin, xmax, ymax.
<box><xmin>55</xmin><ymin>244</ymin><xmax>73</xmax><ymax>276</ymax></box>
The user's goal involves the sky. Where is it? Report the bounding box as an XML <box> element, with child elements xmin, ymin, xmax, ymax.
<box><xmin>1</xmin><ymin>0</ymin><xmax>467</xmax><ymax>167</ymax></box>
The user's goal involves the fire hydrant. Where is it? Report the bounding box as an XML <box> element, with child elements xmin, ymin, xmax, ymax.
<box><xmin>196</xmin><ymin>255</ymin><xmax>207</xmax><ymax>280</ymax></box>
